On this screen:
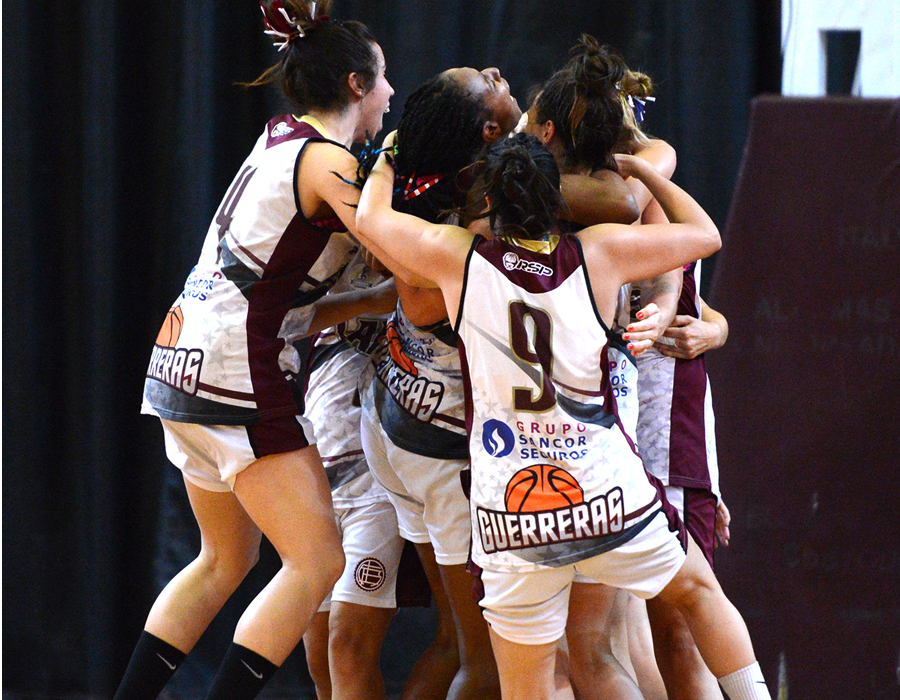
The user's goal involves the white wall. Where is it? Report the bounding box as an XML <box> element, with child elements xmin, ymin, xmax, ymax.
<box><xmin>781</xmin><ymin>0</ymin><xmax>900</xmax><ymax>96</ymax></box>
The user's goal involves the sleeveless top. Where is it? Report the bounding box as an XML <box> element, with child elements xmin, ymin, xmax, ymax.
<box><xmin>456</xmin><ymin>233</ymin><xmax>663</xmax><ymax>572</ymax></box>
<box><xmin>143</xmin><ymin>115</ymin><xmax>356</xmax><ymax>425</ymax></box>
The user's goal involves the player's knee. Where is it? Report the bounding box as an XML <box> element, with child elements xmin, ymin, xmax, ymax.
<box><xmin>321</xmin><ymin>550</ymin><xmax>346</xmax><ymax>589</ymax></box>
<box><xmin>652</xmin><ymin>615</ymin><xmax>699</xmax><ymax>659</ymax></box>
<box><xmin>328</xmin><ymin>622</ymin><xmax>380</xmax><ymax>670</ymax></box>
<box><xmin>196</xmin><ymin>542</ymin><xmax>259</xmax><ymax>589</ymax></box>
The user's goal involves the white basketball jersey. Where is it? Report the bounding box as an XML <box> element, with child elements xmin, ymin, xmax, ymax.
<box><xmin>457</xmin><ymin>234</ymin><xmax>663</xmax><ymax>573</ymax></box>
<box><xmin>143</xmin><ymin>115</ymin><xmax>355</xmax><ymax>425</ymax></box>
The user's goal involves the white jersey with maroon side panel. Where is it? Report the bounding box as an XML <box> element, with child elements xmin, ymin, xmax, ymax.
<box><xmin>304</xmin><ymin>251</ymin><xmax>392</xmax><ymax>507</ymax></box>
<box><xmin>456</xmin><ymin>234</ymin><xmax>667</xmax><ymax>574</ymax></box>
<box><xmin>142</xmin><ymin>115</ymin><xmax>357</xmax><ymax>426</ymax></box>
<box><xmin>634</xmin><ymin>260</ymin><xmax>720</xmax><ymax>496</ymax></box>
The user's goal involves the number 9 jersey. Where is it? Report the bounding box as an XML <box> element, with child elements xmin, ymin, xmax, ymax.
<box><xmin>455</xmin><ymin>234</ymin><xmax>666</xmax><ymax>573</ymax></box>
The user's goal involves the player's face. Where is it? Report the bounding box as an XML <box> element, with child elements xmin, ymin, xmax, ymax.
<box><xmin>446</xmin><ymin>67</ymin><xmax>522</xmax><ymax>141</ymax></box>
<box><xmin>357</xmin><ymin>44</ymin><xmax>394</xmax><ymax>141</ymax></box>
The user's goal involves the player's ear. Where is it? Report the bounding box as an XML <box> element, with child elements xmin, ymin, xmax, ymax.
<box><xmin>538</xmin><ymin>120</ymin><xmax>556</xmax><ymax>145</ymax></box>
<box><xmin>482</xmin><ymin>119</ymin><xmax>504</xmax><ymax>143</ymax></box>
<box><xmin>348</xmin><ymin>72</ymin><xmax>366</xmax><ymax>100</ymax></box>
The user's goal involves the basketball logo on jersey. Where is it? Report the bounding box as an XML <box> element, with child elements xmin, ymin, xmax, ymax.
<box><xmin>502</xmin><ymin>252</ymin><xmax>552</xmax><ymax>277</ymax></box>
<box><xmin>505</xmin><ymin>464</ymin><xmax>584</xmax><ymax>512</ymax></box>
<box><xmin>372</xmin><ymin>335</ymin><xmax>445</xmax><ymax>423</ymax></box>
<box><xmin>386</xmin><ymin>321</ymin><xmax>417</xmax><ymax>374</ymax></box>
<box><xmin>147</xmin><ymin>305</ymin><xmax>204</xmax><ymax>396</ymax></box>
<box><xmin>475</xmin><ymin>465</ymin><xmax>625</xmax><ymax>555</ymax></box>
<box><xmin>482</xmin><ymin>420</ymin><xmax>515</xmax><ymax>458</ymax></box>
<box><xmin>354</xmin><ymin>557</ymin><xmax>387</xmax><ymax>592</ymax></box>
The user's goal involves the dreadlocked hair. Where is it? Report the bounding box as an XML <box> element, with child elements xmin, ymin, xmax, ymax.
<box><xmin>246</xmin><ymin>1</ymin><xmax>379</xmax><ymax>115</ymax></box>
<box><xmin>465</xmin><ymin>133</ymin><xmax>562</xmax><ymax>241</ymax></box>
<box><xmin>392</xmin><ymin>72</ymin><xmax>494</xmax><ymax>222</ymax></box>
<box><xmin>533</xmin><ymin>35</ymin><xmax>630</xmax><ymax>172</ymax></box>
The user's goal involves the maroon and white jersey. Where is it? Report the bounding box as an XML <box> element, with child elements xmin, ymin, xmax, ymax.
<box><xmin>143</xmin><ymin>115</ymin><xmax>356</xmax><ymax>425</ymax></box>
<box><xmin>305</xmin><ymin>251</ymin><xmax>392</xmax><ymax>506</ymax></box>
<box><xmin>456</xmin><ymin>234</ymin><xmax>665</xmax><ymax>573</ymax></box>
<box><xmin>634</xmin><ymin>260</ymin><xmax>720</xmax><ymax>495</ymax></box>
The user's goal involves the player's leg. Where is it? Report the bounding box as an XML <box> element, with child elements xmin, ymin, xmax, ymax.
<box><xmin>552</xmin><ymin>635</ymin><xmax>575</xmax><ymax>700</ymax></box>
<box><xmin>646</xmin><ymin>599</ymin><xmax>721</xmax><ymax>700</ymax></box>
<box><xmin>400</xmin><ymin>542</ymin><xmax>460</xmax><ymax>700</ymax></box>
<box><xmin>113</xmin><ymin>476</ymin><xmax>263</xmax><ymax>700</ymax></box>
<box><xmin>144</xmin><ymin>478</ymin><xmax>262</xmax><ymax>652</ymax></box>
<box><xmin>302</xmin><ymin>611</ymin><xmax>333</xmax><ymax>700</ymax></box>
<box><xmin>650</xmin><ymin>486</ymin><xmax>725</xmax><ymax>700</ymax></box>
<box><xmin>326</xmin><ymin>500</ymin><xmax>404</xmax><ymax>700</ymax></box>
<box><xmin>229</xmin><ymin>444</ymin><xmax>344</xmax><ymax>663</ymax></box>
<box><xmin>439</xmin><ymin>563</ymin><xmax>501</xmax><ymax>700</ymax></box>
<box><xmin>623</xmin><ymin>595</ymin><xmax>668</xmax><ymax>700</ymax></box>
<box><xmin>489</xmin><ymin>627</ymin><xmax>558</xmax><ymax>700</ymax></box>
<box><xmin>327</xmin><ymin>602</ymin><xmax>395</xmax><ymax>700</ymax></box>
<box><xmin>655</xmin><ymin>538</ymin><xmax>770</xmax><ymax>700</ymax></box>
<box><xmin>565</xmin><ymin>582</ymin><xmax>643</xmax><ymax>700</ymax></box>
<box><xmin>479</xmin><ymin>566</ymin><xmax>574</xmax><ymax>700</ymax></box>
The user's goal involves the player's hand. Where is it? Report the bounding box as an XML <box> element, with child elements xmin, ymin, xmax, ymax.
<box><xmin>714</xmin><ymin>499</ymin><xmax>731</xmax><ymax>548</ymax></box>
<box><xmin>613</xmin><ymin>152</ymin><xmax>649</xmax><ymax>179</ymax></box>
<box><xmin>622</xmin><ymin>303</ymin><xmax>666</xmax><ymax>357</ymax></box>
<box><xmin>654</xmin><ymin>315</ymin><xmax>726</xmax><ymax>359</ymax></box>
<box><xmin>361</xmin><ymin>245</ymin><xmax>389</xmax><ymax>274</ymax></box>
<box><xmin>381</xmin><ymin>129</ymin><xmax>398</xmax><ymax>150</ymax></box>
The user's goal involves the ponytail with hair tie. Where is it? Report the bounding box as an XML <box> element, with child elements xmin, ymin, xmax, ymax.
<box><xmin>259</xmin><ymin>0</ymin><xmax>333</xmax><ymax>51</ymax></box>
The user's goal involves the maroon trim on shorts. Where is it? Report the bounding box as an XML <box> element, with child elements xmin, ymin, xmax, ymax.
<box><xmin>645</xmin><ymin>471</ymin><xmax>688</xmax><ymax>552</ymax></box>
<box><xmin>245</xmin><ymin>415</ymin><xmax>311</xmax><ymax>458</ymax></box>
<box><xmin>682</xmin><ymin>487</ymin><xmax>718</xmax><ymax>570</ymax></box>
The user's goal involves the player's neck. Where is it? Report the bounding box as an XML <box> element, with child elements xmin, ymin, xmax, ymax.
<box><xmin>305</xmin><ymin>107</ymin><xmax>358</xmax><ymax>148</ymax></box>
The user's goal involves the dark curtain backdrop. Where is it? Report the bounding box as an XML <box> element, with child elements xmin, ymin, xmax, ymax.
<box><xmin>3</xmin><ymin>1</ymin><xmax>780</xmax><ymax>697</ymax></box>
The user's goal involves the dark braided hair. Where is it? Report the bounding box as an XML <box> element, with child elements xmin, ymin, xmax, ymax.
<box><xmin>248</xmin><ymin>1</ymin><xmax>379</xmax><ymax>114</ymax></box>
<box><xmin>392</xmin><ymin>72</ymin><xmax>494</xmax><ymax>223</ymax></box>
<box><xmin>532</xmin><ymin>35</ymin><xmax>630</xmax><ymax>172</ymax></box>
<box><xmin>466</xmin><ymin>133</ymin><xmax>562</xmax><ymax>240</ymax></box>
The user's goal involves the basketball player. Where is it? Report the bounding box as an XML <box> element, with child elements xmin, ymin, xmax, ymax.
<box><xmin>297</xmin><ymin>252</ymin><xmax>406</xmax><ymax>700</ymax></box>
<box><xmin>114</xmin><ymin>4</ymin><xmax>394</xmax><ymax>700</ymax></box>
<box><xmin>356</xmin><ymin>65</ymin><xmax>641</xmax><ymax>700</ymax></box>
<box><xmin>357</xmin><ymin>66</ymin><xmax>523</xmax><ymax>700</ymax></box>
<box><xmin>355</xmin><ymin>132</ymin><xmax>772</xmax><ymax>700</ymax></box>
<box><xmin>517</xmin><ymin>38</ymin><xmax>681</xmax><ymax>700</ymax></box>
<box><xmin>607</xmin><ymin>49</ymin><xmax>736</xmax><ymax>700</ymax></box>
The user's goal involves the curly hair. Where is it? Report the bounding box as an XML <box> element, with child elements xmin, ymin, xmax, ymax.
<box><xmin>466</xmin><ymin>133</ymin><xmax>562</xmax><ymax>240</ymax></box>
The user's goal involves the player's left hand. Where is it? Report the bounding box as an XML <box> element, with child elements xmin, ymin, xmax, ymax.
<box><xmin>623</xmin><ymin>303</ymin><xmax>667</xmax><ymax>356</ymax></box>
<box><xmin>654</xmin><ymin>315</ymin><xmax>726</xmax><ymax>359</ymax></box>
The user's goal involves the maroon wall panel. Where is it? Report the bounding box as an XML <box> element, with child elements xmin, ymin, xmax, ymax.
<box><xmin>707</xmin><ymin>97</ymin><xmax>900</xmax><ymax>699</ymax></box>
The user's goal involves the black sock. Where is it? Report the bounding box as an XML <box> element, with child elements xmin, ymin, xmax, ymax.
<box><xmin>205</xmin><ymin>643</ymin><xmax>279</xmax><ymax>700</ymax></box>
<box><xmin>113</xmin><ymin>631</ymin><xmax>187</xmax><ymax>700</ymax></box>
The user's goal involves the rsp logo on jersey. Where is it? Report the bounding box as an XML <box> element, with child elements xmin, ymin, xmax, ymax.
<box><xmin>354</xmin><ymin>557</ymin><xmax>387</xmax><ymax>592</ymax></box>
<box><xmin>482</xmin><ymin>419</ymin><xmax>515</xmax><ymax>458</ymax></box>
<box><xmin>502</xmin><ymin>252</ymin><xmax>552</xmax><ymax>277</ymax></box>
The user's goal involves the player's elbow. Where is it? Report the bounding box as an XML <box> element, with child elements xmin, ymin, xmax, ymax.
<box><xmin>703</xmin><ymin>225</ymin><xmax>722</xmax><ymax>257</ymax></box>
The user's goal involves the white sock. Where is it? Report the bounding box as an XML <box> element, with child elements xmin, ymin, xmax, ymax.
<box><xmin>719</xmin><ymin>662</ymin><xmax>772</xmax><ymax>700</ymax></box>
